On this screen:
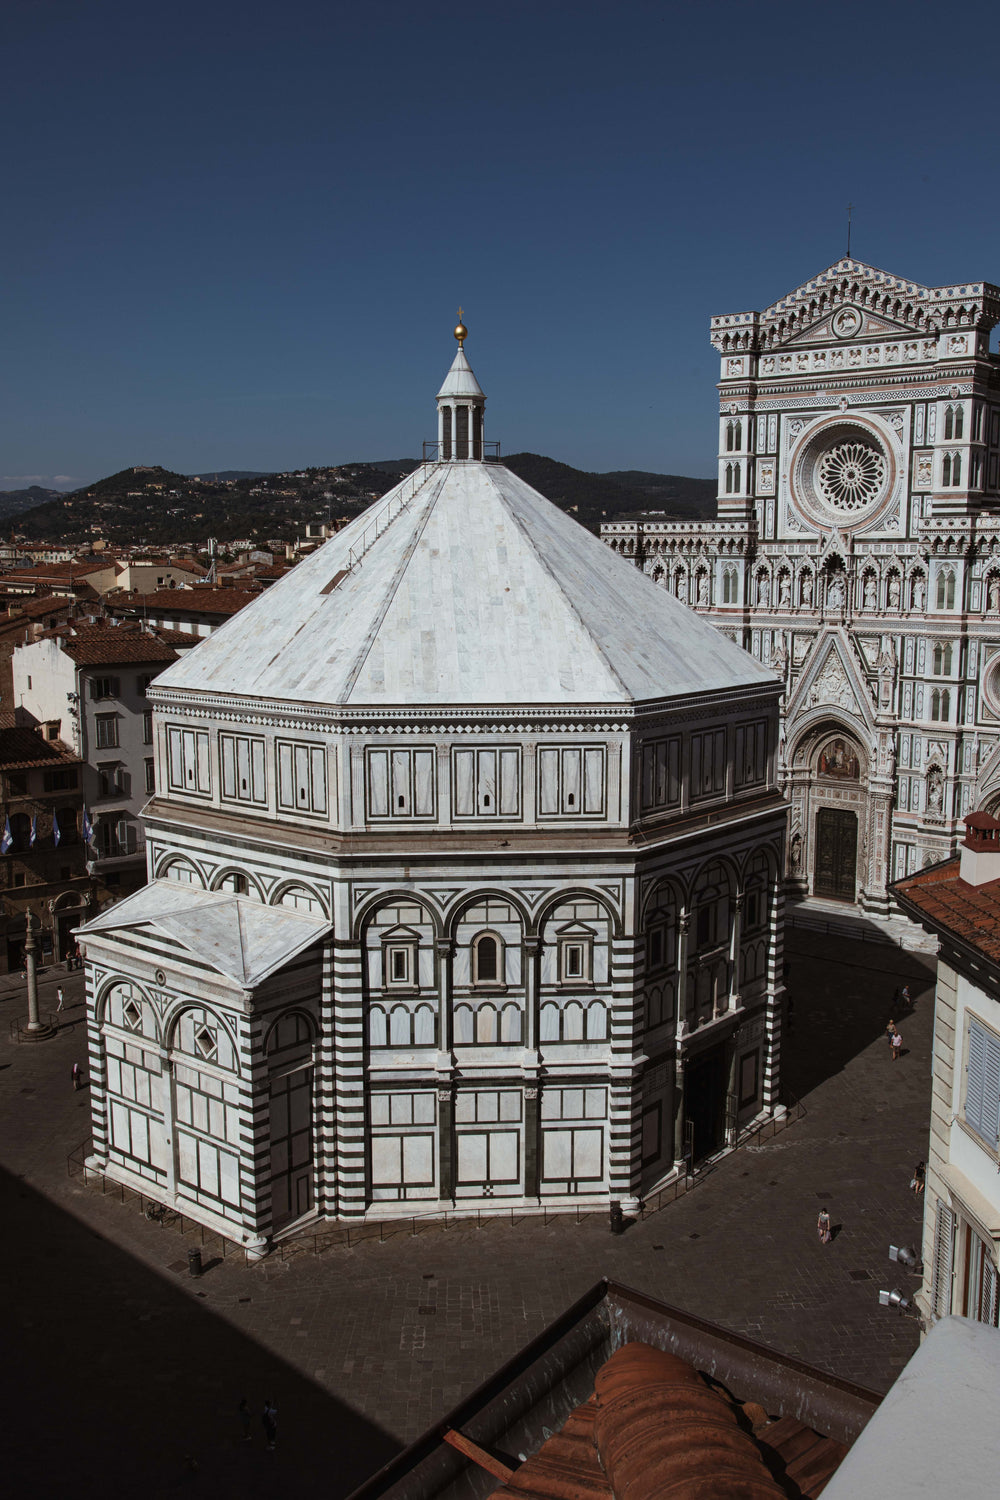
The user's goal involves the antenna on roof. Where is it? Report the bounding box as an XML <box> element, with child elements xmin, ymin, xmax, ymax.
<box><xmin>846</xmin><ymin>202</ymin><xmax>854</xmax><ymax>259</ymax></box>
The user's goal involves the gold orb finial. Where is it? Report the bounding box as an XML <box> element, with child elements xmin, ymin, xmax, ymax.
<box><xmin>454</xmin><ymin>306</ymin><xmax>467</xmax><ymax>346</ymax></box>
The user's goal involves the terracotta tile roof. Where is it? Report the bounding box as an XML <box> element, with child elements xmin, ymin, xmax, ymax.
<box><xmin>43</xmin><ymin>625</ymin><xmax>181</xmax><ymax>666</ymax></box>
<box><xmin>494</xmin><ymin>1343</ymin><xmax>845</xmax><ymax>1500</ymax></box>
<box><xmin>5</xmin><ymin>594</ymin><xmax>80</xmax><ymax>618</ymax></box>
<box><xmin>0</xmin><ymin>726</ymin><xmax>80</xmax><ymax>770</ymax></box>
<box><xmin>117</xmin><ymin>587</ymin><xmax>260</xmax><ymax>616</ymax></box>
<box><xmin>893</xmin><ymin>858</ymin><xmax>1000</xmax><ymax>962</ymax></box>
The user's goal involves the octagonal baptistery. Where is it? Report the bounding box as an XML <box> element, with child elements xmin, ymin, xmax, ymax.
<box><xmin>78</xmin><ymin>333</ymin><xmax>787</xmax><ymax>1254</ymax></box>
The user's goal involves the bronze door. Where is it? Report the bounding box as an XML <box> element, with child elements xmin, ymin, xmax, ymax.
<box><xmin>813</xmin><ymin>807</ymin><xmax>858</xmax><ymax>902</ymax></box>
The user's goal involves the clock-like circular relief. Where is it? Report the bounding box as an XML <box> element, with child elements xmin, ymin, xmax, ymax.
<box><xmin>791</xmin><ymin>420</ymin><xmax>894</xmax><ymax>528</ymax></box>
<box><xmin>832</xmin><ymin>306</ymin><xmax>862</xmax><ymax>338</ymax></box>
<box><xmin>154</xmin><ymin>969</ymin><xmax>166</xmax><ymax>985</ymax></box>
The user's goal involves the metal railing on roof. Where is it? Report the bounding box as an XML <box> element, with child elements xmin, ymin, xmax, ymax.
<box><xmin>346</xmin><ymin>462</ymin><xmax>435</xmax><ymax>572</ymax></box>
<box><xmin>422</xmin><ymin>439</ymin><xmax>501</xmax><ymax>462</ymax></box>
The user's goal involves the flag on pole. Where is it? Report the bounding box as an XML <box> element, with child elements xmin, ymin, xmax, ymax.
<box><xmin>0</xmin><ymin>817</ymin><xmax>12</xmax><ymax>854</ymax></box>
<box><xmin>29</xmin><ymin>815</ymin><xmax>37</xmax><ymax>848</ymax></box>
<box><xmin>82</xmin><ymin>808</ymin><xmax>94</xmax><ymax>848</ymax></box>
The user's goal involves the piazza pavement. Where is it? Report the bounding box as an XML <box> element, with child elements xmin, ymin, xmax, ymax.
<box><xmin>1</xmin><ymin>924</ymin><xmax>933</xmax><ymax>1498</ymax></box>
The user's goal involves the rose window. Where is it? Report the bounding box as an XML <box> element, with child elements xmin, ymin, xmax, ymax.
<box><xmin>816</xmin><ymin>441</ymin><xmax>886</xmax><ymax>511</ymax></box>
<box><xmin>791</xmin><ymin>420</ymin><xmax>893</xmax><ymax>528</ymax></box>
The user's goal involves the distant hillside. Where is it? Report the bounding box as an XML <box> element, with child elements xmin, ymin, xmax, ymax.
<box><xmin>7</xmin><ymin>456</ymin><xmax>716</xmax><ymax>545</ymax></box>
<box><xmin>501</xmin><ymin>455</ymin><xmax>716</xmax><ymax>529</ymax></box>
<box><xmin>601</xmin><ymin>470</ymin><xmax>717</xmax><ymax>521</ymax></box>
<box><xmin>0</xmin><ymin>484</ymin><xmax>64</xmax><ymax>522</ymax></box>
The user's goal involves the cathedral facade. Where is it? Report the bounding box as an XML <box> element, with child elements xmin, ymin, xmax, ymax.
<box><xmin>604</xmin><ymin>259</ymin><xmax>1000</xmax><ymax>912</ymax></box>
<box><xmin>77</xmin><ymin>333</ymin><xmax>786</xmax><ymax>1252</ymax></box>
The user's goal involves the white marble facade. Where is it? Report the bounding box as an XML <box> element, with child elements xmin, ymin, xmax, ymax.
<box><xmin>604</xmin><ymin>258</ymin><xmax>1000</xmax><ymax>912</ymax></box>
<box><xmin>78</xmin><ymin>338</ymin><xmax>787</xmax><ymax>1252</ymax></box>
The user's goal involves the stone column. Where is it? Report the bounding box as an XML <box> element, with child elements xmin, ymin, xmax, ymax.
<box><xmin>522</xmin><ymin>935</ymin><xmax>542</xmax><ymax>1054</ymax></box>
<box><xmin>523</xmin><ymin>1085</ymin><xmax>540</xmax><ymax>1201</ymax></box>
<box><xmin>675</xmin><ymin>910</ymin><xmax>690</xmax><ymax>1038</ymax></box>
<box><xmin>728</xmin><ymin>893</ymin><xmax>744</xmax><ymax>1012</ymax></box>
<box><xmin>438</xmin><ymin>1087</ymin><xmax>455</xmax><ymax>1203</ymax></box>
<box><xmin>672</xmin><ymin>1050</ymin><xmax>686</xmax><ymax>1170</ymax></box>
<box><xmin>23</xmin><ymin>909</ymin><xmax>54</xmax><ymax>1041</ymax></box>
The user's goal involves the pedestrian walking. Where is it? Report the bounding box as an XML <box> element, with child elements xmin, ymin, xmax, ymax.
<box><xmin>71</xmin><ymin>1062</ymin><xmax>82</xmax><ymax>1091</ymax></box>
<box><xmin>890</xmin><ymin>1026</ymin><xmax>903</xmax><ymax>1062</ymax></box>
<box><xmin>817</xmin><ymin>1207</ymin><xmax>832</xmax><ymax>1244</ymax></box>
<box><xmin>56</xmin><ymin>987</ymin><xmax>64</xmax><ymax>1012</ymax></box>
<box><xmin>910</xmin><ymin>1161</ymin><xmax>925</xmax><ymax>1195</ymax></box>
<box><xmin>901</xmin><ymin>983</ymin><xmax>912</xmax><ymax>1010</ymax></box>
<box><xmin>238</xmin><ymin>1397</ymin><xmax>252</xmax><ymax>1442</ymax></box>
<box><xmin>262</xmin><ymin>1398</ymin><xmax>278</xmax><ymax>1450</ymax></box>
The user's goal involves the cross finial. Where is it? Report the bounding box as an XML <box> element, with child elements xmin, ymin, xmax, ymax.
<box><xmin>454</xmin><ymin>307</ymin><xmax>468</xmax><ymax>346</ymax></box>
<box><xmin>846</xmin><ymin>202</ymin><xmax>855</xmax><ymax>259</ymax></box>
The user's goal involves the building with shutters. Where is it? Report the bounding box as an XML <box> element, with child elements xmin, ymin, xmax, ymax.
<box><xmin>604</xmin><ymin>258</ymin><xmax>1000</xmax><ymax>914</ymax></box>
<box><xmin>76</xmin><ymin>326</ymin><xmax>787</xmax><ymax>1254</ymax></box>
<box><xmin>13</xmin><ymin>622</ymin><xmax>195</xmax><ymax>894</ymax></box>
<box><xmin>893</xmin><ymin>812</ymin><xmax>1000</xmax><ymax>1329</ymax></box>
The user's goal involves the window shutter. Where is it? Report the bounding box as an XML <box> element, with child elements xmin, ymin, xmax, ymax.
<box><xmin>967</xmin><ymin>1018</ymin><xmax>988</xmax><ymax>1141</ymax></box>
<box><xmin>932</xmin><ymin>1200</ymin><xmax>955</xmax><ymax>1317</ymax></box>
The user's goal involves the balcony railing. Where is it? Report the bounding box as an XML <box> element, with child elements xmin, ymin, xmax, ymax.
<box><xmin>422</xmin><ymin>440</ymin><xmax>501</xmax><ymax>462</ymax></box>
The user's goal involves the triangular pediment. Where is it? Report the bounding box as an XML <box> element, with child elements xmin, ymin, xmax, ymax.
<box><xmin>779</xmin><ymin>308</ymin><xmax>929</xmax><ymax>349</ymax></box>
<box><xmin>786</xmin><ymin>630</ymin><xmax>875</xmax><ymax>730</ymax></box>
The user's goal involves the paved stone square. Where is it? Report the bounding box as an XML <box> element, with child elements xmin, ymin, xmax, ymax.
<box><xmin>1</xmin><ymin>930</ymin><xmax>934</xmax><ymax>1497</ymax></box>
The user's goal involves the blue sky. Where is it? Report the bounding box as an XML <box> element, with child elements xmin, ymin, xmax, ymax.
<box><xmin>4</xmin><ymin>0</ymin><xmax>1000</xmax><ymax>489</ymax></box>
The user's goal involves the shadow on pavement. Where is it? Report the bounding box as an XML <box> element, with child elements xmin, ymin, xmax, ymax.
<box><xmin>1</xmin><ymin>1167</ymin><xmax>400</xmax><ymax>1499</ymax></box>
<box><xmin>782</xmin><ymin>932</ymin><xmax>935</xmax><ymax>1101</ymax></box>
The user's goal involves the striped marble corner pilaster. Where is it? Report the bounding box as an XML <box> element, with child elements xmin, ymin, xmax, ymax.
<box><xmin>331</xmin><ymin>939</ymin><xmax>368</xmax><ymax>1216</ymax></box>
<box><xmin>314</xmin><ymin>938</ymin><xmax>338</xmax><ymax>1215</ymax></box>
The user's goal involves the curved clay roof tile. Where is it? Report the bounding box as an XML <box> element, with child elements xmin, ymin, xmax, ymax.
<box><xmin>593</xmin><ymin>1344</ymin><xmax>785</xmax><ymax>1500</ymax></box>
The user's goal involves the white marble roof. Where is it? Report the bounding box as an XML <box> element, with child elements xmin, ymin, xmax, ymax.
<box><xmin>80</xmin><ymin>881</ymin><xmax>329</xmax><ymax>987</ymax></box>
<box><xmin>436</xmin><ymin>347</ymin><xmax>485</xmax><ymax>399</ymax></box>
<box><xmin>155</xmin><ymin>460</ymin><xmax>775</xmax><ymax>708</ymax></box>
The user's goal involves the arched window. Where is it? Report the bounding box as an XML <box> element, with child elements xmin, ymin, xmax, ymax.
<box><xmin>930</xmin><ymin>689</ymin><xmax>951</xmax><ymax>722</ymax></box>
<box><xmin>725</xmin><ymin>463</ymin><xmax>734</xmax><ymax>494</ymax></box>
<box><xmin>725</xmin><ymin>419</ymin><xmax>741</xmax><ymax>452</ymax></box>
<box><xmin>933</xmin><ymin>642</ymin><xmax>953</xmax><ymax>675</ymax></box>
<box><xmin>951</xmin><ymin>452</ymin><xmax>962</xmax><ymax>487</ymax></box>
<box><xmin>944</xmin><ymin>405</ymin><xmax>954</xmax><ymax>440</ymax></box>
<box><xmin>472</xmin><ymin>932</ymin><xmax>503</xmax><ymax>985</ymax></box>
<box><xmin>722</xmin><ymin>565</ymin><xmax>738</xmax><ymax>604</ymax></box>
<box><xmin>954</xmin><ymin>405</ymin><xmax>964</xmax><ymax>439</ymax></box>
<box><xmin>936</xmin><ymin>568</ymin><xmax>956</xmax><ymax>610</ymax></box>
<box><xmin>277</xmin><ymin>884</ymin><xmax>325</xmax><ymax>914</ymax></box>
<box><xmin>942</xmin><ymin>453</ymin><xmax>952</xmax><ymax>486</ymax></box>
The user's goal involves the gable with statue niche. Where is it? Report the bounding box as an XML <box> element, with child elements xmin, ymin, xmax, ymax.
<box><xmin>780</xmin><ymin>408</ymin><xmax>906</xmax><ymax>542</ymax></box>
<box><xmin>976</xmin><ymin>645</ymin><xmax>1000</xmax><ymax>725</ymax></box>
<box><xmin>973</xmin><ymin>739</ymin><xmax>1000</xmax><ymax>815</ymax></box>
<box><xmin>785</xmin><ymin>631</ymin><xmax>876</xmax><ymax>738</ymax></box>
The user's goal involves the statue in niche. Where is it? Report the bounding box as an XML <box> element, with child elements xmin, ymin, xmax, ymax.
<box><xmin>911</xmin><ymin>573</ymin><xmax>926</xmax><ymax>610</ymax></box>
<box><xmin>988</xmin><ymin>575</ymin><xmax>1000</xmax><ymax>612</ymax></box>
<box><xmin>757</xmin><ymin>572</ymin><xmax>771</xmax><ymax>607</ymax></box>
<box><xmin>789</xmin><ymin>832</ymin><xmax>802</xmax><ymax>874</ymax></box>
<box><xmin>926</xmin><ymin>766</ymin><xmax>944</xmax><ymax>815</ymax></box>
<box><xmin>697</xmin><ymin>572</ymin><xmax>709</xmax><ymax>605</ymax></box>
<box><xmin>863</xmin><ymin>574</ymin><xmax>877</xmax><ymax>610</ymax></box>
<box><xmin>887</xmin><ymin>573</ymin><xmax>901</xmax><ymax>609</ymax></box>
<box><xmin>800</xmin><ymin>571</ymin><xmax>814</xmax><ymax>606</ymax></box>
<box><xmin>818</xmin><ymin>737</ymin><xmax>860</xmax><ymax>780</ymax></box>
<box><xmin>778</xmin><ymin>572</ymin><xmax>791</xmax><ymax>606</ymax></box>
<box><xmin>827</xmin><ymin>573</ymin><xmax>846</xmax><ymax>608</ymax></box>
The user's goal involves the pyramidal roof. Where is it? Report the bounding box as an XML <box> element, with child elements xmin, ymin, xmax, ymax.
<box><xmin>155</xmin><ymin>347</ymin><xmax>775</xmax><ymax>711</ymax></box>
<box><xmin>81</xmin><ymin>881</ymin><xmax>329</xmax><ymax>987</ymax></box>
